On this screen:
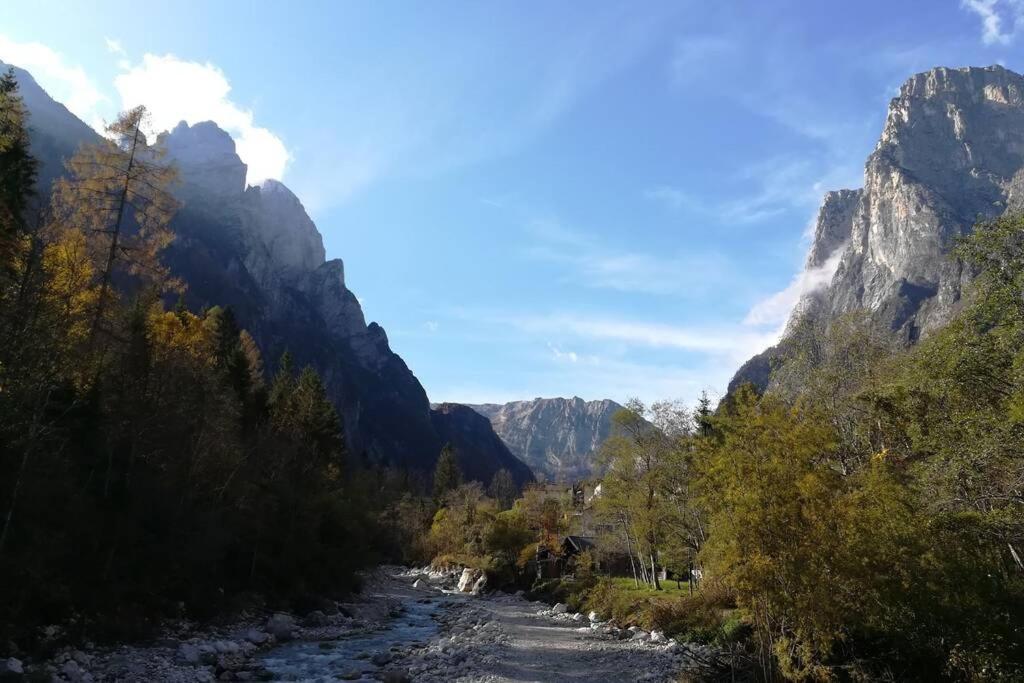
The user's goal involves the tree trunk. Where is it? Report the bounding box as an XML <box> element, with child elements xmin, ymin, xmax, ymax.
<box><xmin>622</xmin><ymin>517</ymin><xmax>640</xmax><ymax>589</ymax></box>
<box><xmin>88</xmin><ymin>120</ymin><xmax>141</xmax><ymax>356</ymax></box>
<box><xmin>650</xmin><ymin>552</ymin><xmax>662</xmax><ymax>590</ymax></box>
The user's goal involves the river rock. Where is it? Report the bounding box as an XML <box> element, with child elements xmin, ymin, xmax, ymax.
<box><xmin>61</xmin><ymin>659</ymin><xmax>86</xmax><ymax>682</ymax></box>
<box><xmin>650</xmin><ymin>630</ymin><xmax>667</xmax><ymax>644</ymax></box>
<box><xmin>457</xmin><ymin>568</ymin><xmax>479</xmax><ymax>593</ymax></box>
<box><xmin>551</xmin><ymin>603</ymin><xmax>568</xmax><ymax>614</ymax></box>
<box><xmin>412</xmin><ymin>579</ymin><xmax>425</xmax><ymax>589</ymax></box>
<box><xmin>588</xmin><ymin>611</ymin><xmax>600</xmax><ymax>622</ymax></box>
<box><xmin>302</xmin><ymin>610</ymin><xmax>328</xmax><ymax>627</ymax></box>
<box><xmin>243</xmin><ymin>629</ymin><xmax>268</xmax><ymax>645</ymax></box>
<box><xmin>631</xmin><ymin>630</ymin><xmax>650</xmax><ymax>641</ymax></box>
<box><xmin>470</xmin><ymin>574</ymin><xmax>487</xmax><ymax>595</ymax></box>
<box><xmin>371</xmin><ymin>652</ymin><xmax>393</xmax><ymax>666</ymax></box>
<box><xmin>177</xmin><ymin>643</ymin><xmax>201</xmax><ymax>665</ymax></box>
<box><xmin>265</xmin><ymin>613</ymin><xmax>297</xmax><ymax>641</ymax></box>
<box><xmin>2</xmin><ymin>657</ymin><xmax>23</xmax><ymax>676</ymax></box>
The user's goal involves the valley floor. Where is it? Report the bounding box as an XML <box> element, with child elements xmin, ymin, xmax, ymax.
<box><xmin>15</xmin><ymin>567</ymin><xmax>721</xmax><ymax>682</ymax></box>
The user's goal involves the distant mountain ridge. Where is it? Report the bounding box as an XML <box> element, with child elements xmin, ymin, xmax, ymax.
<box><xmin>5</xmin><ymin>60</ymin><xmax>533</xmax><ymax>487</ymax></box>
<box><xmin>463</xmin><ymin>397</ymin><xmax>624</xmax><ymax>481</ymax></box>
<box><xmin>732</xmin><ymin>65</ymin><xmax>1024</xmax><ymax>393</ymax></box>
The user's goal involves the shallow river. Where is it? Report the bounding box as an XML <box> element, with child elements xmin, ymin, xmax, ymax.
<box><xmin>259</xmin><ymin>597</ymin><xmax>441</xmax><ymax>682</ymax></box>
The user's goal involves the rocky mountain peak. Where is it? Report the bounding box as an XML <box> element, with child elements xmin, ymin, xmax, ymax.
<box><xmin>466</xmin><ymin>397</ymin><xmax>625</xmax><ymax>481</ymax></box>
<box><xmin>733</xmin><ymin>64</ymin><xmax>1024</xmax><ymax>393</ymax></box>
<box><xmin>159</xmin><ymin>120</ymin><xmax>247</xmax><ymax>197</ymax></box>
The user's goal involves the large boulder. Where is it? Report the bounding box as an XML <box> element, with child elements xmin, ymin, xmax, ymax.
<box><xmin>265</xmin><ymin>613</ymin><xmax>297</xmax><ymax>641</ymax></box>
<box><xmin>551</xmin><ymin>603</ymin><xmax>568</xmax><ymax>614</ymax></box>
<box><xmin>2</xmin><ymin>658</ymin><xmax>23</xmax><ymax>677</ymax></box>
<box><xmin>457</xmin><ymin>568</ymin><xmax>480</xmax><ymax>593</ymax></box>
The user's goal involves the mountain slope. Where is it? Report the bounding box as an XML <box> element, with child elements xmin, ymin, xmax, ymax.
<box><xmin>7</xmin><ymin>62</ymin><xmax>532</xmax><ymax>485</ymax></box>
<box><xmin>466</xmin><ymin>397</ymin><xmax>623</xmax><ymax>481</ymax></box>
<box><xmin>733</xmin><ymin>65</ymin><xmax>1024</xmax><ymax>392</ymax></box>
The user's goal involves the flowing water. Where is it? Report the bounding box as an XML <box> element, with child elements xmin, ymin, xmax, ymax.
<box><xmin>259</xmin><ymin>597</ymin><xmax>442</xmax><ymax>682</ymax></box>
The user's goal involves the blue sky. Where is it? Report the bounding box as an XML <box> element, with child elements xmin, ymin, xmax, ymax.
<box><xmin>3</xmin><ymin>0</ymin><xmax>1023</xmax><ymax>406</ymax></box>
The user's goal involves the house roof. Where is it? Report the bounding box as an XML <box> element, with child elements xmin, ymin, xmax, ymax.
<box><xmin>563</xmin><ymin>535</ymin><xmax>596</xmax><ymax>553</ymax></box>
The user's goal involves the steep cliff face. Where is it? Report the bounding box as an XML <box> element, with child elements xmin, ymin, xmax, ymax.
<box><xmin>1</xmin><ymin>61</ymin><xmax>100</xmax><ymax>192</ymax></box>
<box><xmin>466</xmin><ymin>397</ymin><xmax>623</xmax><ymax>481</ymax></box>
<box><xmin>158</xmin><ymin>119</ymin><xmax>443</xmax><ymax>469</ymax></box>
<box><xmin>8</xmin><ymin>63</ymin><xmax>530</xmax><ymax>484</ymax></box>
<box><xmin>431</xmin><ymin>404</ymin><xmax>535</xmax><ymax>487</ymax></box>
<box><xmin>733</xmin><ymin>65</ymin><xmax>1024</xmax><ymax>391</ymax></box>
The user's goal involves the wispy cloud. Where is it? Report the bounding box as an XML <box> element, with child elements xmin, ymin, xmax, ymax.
<box><xmin>522</xmin><ymin>218</ymin><xmax>734</xmax><ymax>297</ymax></box>
<box><xmin>645</xmin><ymin>156</ymin><xmax>862</xmax><ymax>225</ymax></box>
<box><xmin>961</xmin><ymin>0</ymin><xmax>1024</xmax><ymax>45</ymax></box>
<box><xmin>495</xmin><ymin>312</ymin><xmax>778</xmax><ymax>364</ymax></box>
<box><xmin>670</xmin><ymin>35</ymin><xmax>736</xmax><ymax>84</ymax></box>
<box><xmin>104</xmin><ymin>37</ymin><xmax>126</xmax><ymax>57</ymax></box>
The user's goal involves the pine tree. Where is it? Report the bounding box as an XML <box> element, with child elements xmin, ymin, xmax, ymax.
<box><xmin>0</xmin><ymin>68</ymin><xmax>37</xmax><ymax>274</ymax></box>
<box><xmin>695</xmin><ymin>390</ymin><xmax>713</xmax><ymax>438</ymax></box>
<box><xmin>433</xmin><ymin>443</ymin><xmax>462</xmax><ymax>499</ymax></box>
<box><xmin>488</xmin><ymin>468</ymin><xmax>517</xmax><ymax>510</ymax></box>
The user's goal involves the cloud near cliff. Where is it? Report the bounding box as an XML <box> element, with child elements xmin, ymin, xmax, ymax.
<box><xmin>743</xmin><ymin>243</ymin><xmax>846</xmax><ymax>328</ymax></box>
<box><xmin>0</xmin><ymin>35</ymin><xmax>107</xmax><ymax>129</ymax></box>
<box><xmin>114</xmin><ymin>54</ymin><xmax>289</xmax><ymax>184</ymax></box>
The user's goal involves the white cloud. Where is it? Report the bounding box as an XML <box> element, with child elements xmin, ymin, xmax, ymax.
<box><xmin>114</xmin><ymin>53</ymin><xmax>289</xmax><ymax>184</ymax></box>
<box><xmin>743</xmin><ymin>243</ymin><xmax>846</xmax><ymax>328</ymax></box>
<box><xmin>961</xmin><ymin>0</ymin><xmax>1023</xmax><ymax>45</ymax></box>
<box><xmin>0</xmin><ymin>35</ymin><xmax>106</xmax><ymax>128</ymax></box>
<box><xmin>424</xmin><ymin>320</ymin><xmax>439</xmax><ymax>333</ymax></box>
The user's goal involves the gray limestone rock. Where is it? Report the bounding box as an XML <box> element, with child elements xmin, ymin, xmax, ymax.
<box><xmin>733</xmin><ymin>65</ymin><xmax>1024</xmax><ymax>391</ymax></box>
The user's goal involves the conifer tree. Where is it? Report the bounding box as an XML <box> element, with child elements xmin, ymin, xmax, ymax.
<box><xmin>433</xmin><ymin>443</ymin><xmax>462</xmax><ymax>499</ymax></box>
<box><xmin>488</xmin><ymin>468</ymin><xmax>517</xmax><ymax>510</ymax></box>
<box><xmin>0</xmin><ymin>68</ymin><xmax>37</xmax><ymax>275</ymax></box>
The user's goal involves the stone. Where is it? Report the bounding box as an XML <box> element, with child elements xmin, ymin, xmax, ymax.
<box><xmin>302</xmin><ymin>610</ymin><xmax>328</xmax><ymax>627</ymax></box>
<box><xmin>61</xmin><ymin>659</ymin><xmax>84</xmax><ymax>682</ymax></box>
<box><xmin>571</xmin><ymin>612</ymin><xmax>583</xmax><ymax>621</ymax></box>
<box><xmin>2</xmin><ymin>658</ymin><xmax>23</xmax><ymax>676</ymax></box>
<box><xmin>551</xmin><ymin>603</ymin><xmax>569</xmax><ymax>614</ymax></box>
<box><xmin>588</xmin><ymin>610</ymin><xmax>600</xmax><ymax>622</ymax></box>
<box><xmin>470</xmin><ymin>574</ymin><xmax>487</xmax><ymax>595</ymax></box>
<box><xmin>412</xmin><ymin>579</ymin><xmax>425</xmax><ymax>589</ymax></box>
<box><xmin>377</xmin><ymin>669</ymin><xmax>411</xmax><ymax>683</ymax></box>
<box><xmin>631</xmin><ymin>630</ymin><xmax>649</xmax><ymax>641</ymax></box>
<box><xmin>457</xmin><ymin>568</ymin><xmax>479</xmax><ymax>593</ymax></box>
<box><xmin>178</xmin><ymin>644</ymin><xmax>202</xmax><ymax>665</ymax></box>
<box><xmin>371</xmin><ymin>652</ymin><xmax>392</xmax><ymax>666</ymax></box>
<box><xmin>265</xmin><ymin>613</ymin><xmax>297</xmax><ymax>641</ymax></box>
<box><xmin>465</xmin><ymin>398</ymin><xmax>627</xmax><ymax>480</ymax></box>
<box><xmin>244</xmin><ymin>630</ymin><xmax>269</xmax><ymax>646</ymax></box>
<box><xmin>650</xmin><ymin>630</ymin><xmax>667</xmax><ymax>644</ymax></box>
<box><xmin>732</xmin><ymin>65</ymin><xmax>1024</xmax><ymax>394</ymax></box>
